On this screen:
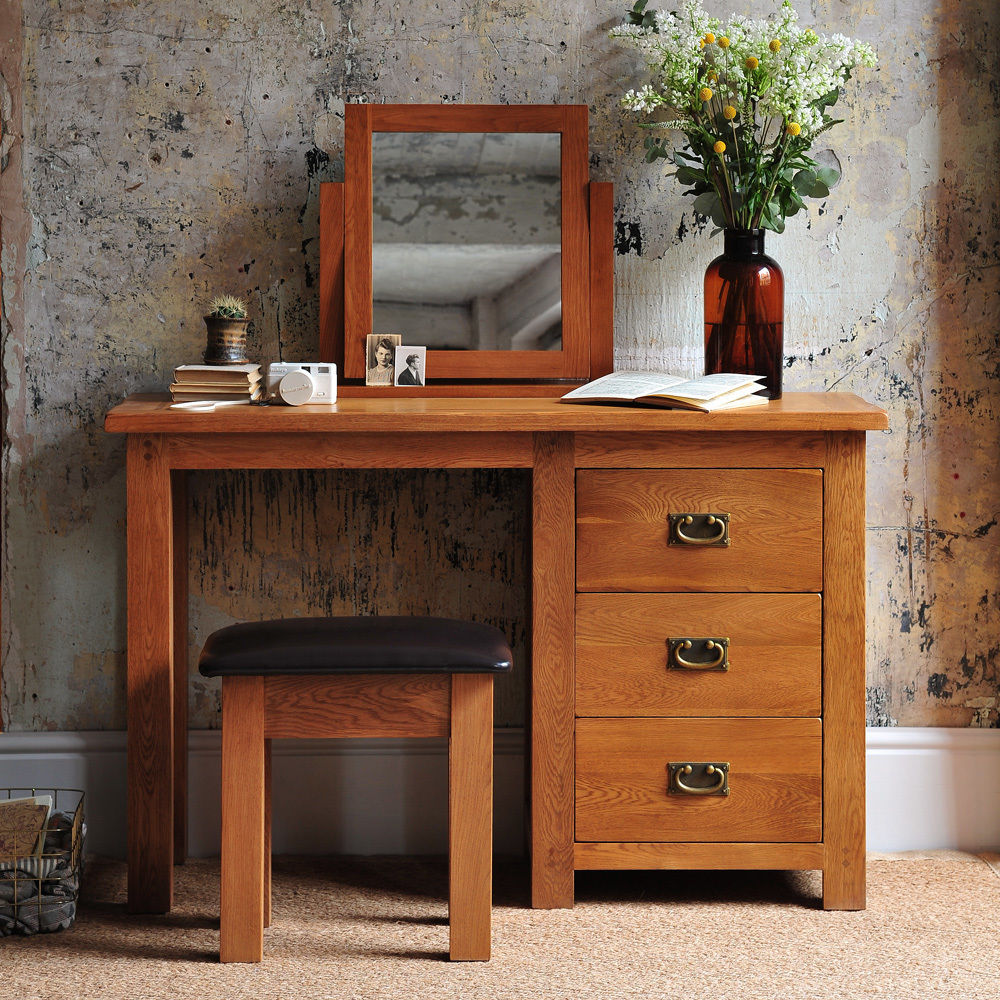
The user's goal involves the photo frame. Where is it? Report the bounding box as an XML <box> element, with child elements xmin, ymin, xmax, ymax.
<box><xmin>394</xmin><ymin>347</ymin><xmax>426</xmax><ymax>387</ymax></box>
<box><xmin>365</xmin><ymin>333</ymin><xmax>402</xmax><ymax>386</ymax></box>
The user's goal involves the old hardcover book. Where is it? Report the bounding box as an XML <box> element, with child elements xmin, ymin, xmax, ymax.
<box><xmin>0</xmin><ymin>795</ymin><xmax>52</xmax><ymax>861</ymax></box>
<box><xmin>171</xmin><ymin>383</ymin><xmax>262</xmax><ymax>402</ymax></box>
<box><xmin>173</xmin><ymin>363</ymin><xmax>261</xmax><ymax>384</ymax></box>
<box><xmin>560</xmin><ymin>371</ymin><xmax>767</xmax><ymax>412</ymax></box>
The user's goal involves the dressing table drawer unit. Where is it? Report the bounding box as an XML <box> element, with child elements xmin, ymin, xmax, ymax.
<box><xmin>570</xmin><ymin>429</ymin><xmax>874</xmax><ymax>910</ymax></box>
<box><xmin>106</xmin><ymin>394</ymin><xmax>885</xmax><ymax>916</ymax></box>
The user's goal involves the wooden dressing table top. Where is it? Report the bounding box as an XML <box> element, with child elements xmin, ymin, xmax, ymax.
<box><xmin>105</xmin><ymin>392</ymin><xmax>888</xmax><ymax>434</ymax></box>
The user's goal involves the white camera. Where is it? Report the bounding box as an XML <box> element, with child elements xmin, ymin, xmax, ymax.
<box><xmin>265</xmin><ymin>362</ymin><xmax>337</xmax><ymax>406</ymax></box>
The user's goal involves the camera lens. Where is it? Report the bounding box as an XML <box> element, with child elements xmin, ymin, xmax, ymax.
<box><xmin>278</xmin><ymin>370</ymin><xmax>315</xmax><ymax>406</ymax></box>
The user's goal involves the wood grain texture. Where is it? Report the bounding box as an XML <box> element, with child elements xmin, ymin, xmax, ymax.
<box><xmin>318</xmin><ymin>181</ymin><xmax>345</xmax><ymax>368</ymax></box>
<box><xmin>220</xmin><ymin>676</ymin><xmax>265</xmax><ymax>963</ymax></box>
<box><xmin>264</xmin><ymin>738</ymin><xmax>271</xmax><ymax>929</ymax></box>
<box><xmin>559</xmin><ymin>104</ymin><xmax>590</xmax><ymax>378</ymax></box>
<box><xmin>576</xmin><ymin>468</ymin><xmax>823</xmax><ymax>593</ymax></box>
<box><xmin>531</xmin><ymin>432</ymin><xmax>576</xmax><ymax>908</ymax></box>
<box><xmin>574</xmin><ymin>842</ymin><xmax>825</xmax><ymax>870</ymax></box>
<box><xmin>169</xmin><ymin>432</ymin><xmax>533</xmax><ymax>469</ymax></box>
<box><xmin>369</xmin><ymin>105</ymin><xmax>582</xmax><ymax>132</ymax></box>
<box><xmin>105</xmin><ymin>393</ymin><xmax>889</xmax><ymax>435</ymax></box>
<box><xmin>171</xmin><ymin>470</ymin><xmax>187</xmax><ymax>866</ymax></box>
<box><xmin>336</xmin><ymin>384</ymin><xmax>578</xmax><ymax>398</ymax></box>
<box><xmin>263</xmin><ymin>674</ymin><xmax>450</xmax><ymax>739</ymax></box>
<box><xmin>575</xmin><ymin>718</ymin><xmax>822</xmax><ymax>843</ymax></box>
<box><xmin>588</xmin><ymin>182</ymin><xmax>614</xmax><ymax>379</ymax></box>
<box><xmin>822</xmin><ymin>432</ymin><xmax>867</xmax><ymax>910</ymax></box>
<box><xmin>126</xmin><ymin>435</ymin><xmax>174</xmax><ymax>913</ymax></box>
<box><xmin>575</xmin><ymin>432</ymin><xmax>826</xmax><ymax>468</ymax></box>
<box><xmin>449</xmin><ymin>673</ymin><xmax>493</xmax><ymax>961</ymax></box>
<box><xmin>575</xmin><ymin>593</ymin><xmax>822</xmax><ymax>717</ymax></box>
<box><xmin>344</xmin><ymin>103</ymin><xmax>372</xmax><ymax>380</ymax></box>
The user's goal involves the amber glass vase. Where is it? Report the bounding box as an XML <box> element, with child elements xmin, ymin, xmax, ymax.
<box><xmin>704</xmin><ymin>229</ymin><xmax>784</xmax><ymax>399</ymax></box>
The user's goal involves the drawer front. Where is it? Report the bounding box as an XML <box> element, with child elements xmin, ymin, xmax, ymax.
<box><xmin>576</xmin><ymin>718</ymin><xmax>822</xmax><ymax>843</ymax></box>
<box><xmin>576</xmin><ymin>593</ymin><xmax>821</xmax><ymax>717</ymax></box>
<box><xmin>576</xmin><ymin>469</ymin><xmax>823</xmax><ymax>592</ymax></box>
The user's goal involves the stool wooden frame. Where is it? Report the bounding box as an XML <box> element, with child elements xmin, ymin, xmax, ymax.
<box><xmin>220</xmin><ymin>671</ymin><xmax>494</xmax><ymax>963</ymax></box>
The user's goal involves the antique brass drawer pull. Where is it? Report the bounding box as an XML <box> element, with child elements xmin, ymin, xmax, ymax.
<box><xmin>669</xmin><ymin>512</ymin><xmax>730</xmax><ymax>546</ymax></box>
<box><xmin>669</xmin><ymin>762</ymin><xmax>730</xmax><ymax>796</ymax></box>
<box><xmin>668</xmin><ymin>637</ymin><xmax>730</xmax><ymax>671</ymax></box>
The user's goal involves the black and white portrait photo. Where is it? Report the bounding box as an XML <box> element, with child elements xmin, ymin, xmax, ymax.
<box><xmin>365</xmin><ymin>334</ymin><xmax>402</xmax><ymax>386</ymax></box>
<box><xmin>394</xmin><ymin>346</ymin><xmax>426</xmax><ymax>386</ymax></box>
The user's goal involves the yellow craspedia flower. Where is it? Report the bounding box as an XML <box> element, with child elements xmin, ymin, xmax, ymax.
<box><xmin>704</xmin><ymin>32</ymin><xmax>716</xmax><ymax>44</ymax></box>
<box><xmin>699</xmin><ymin>87</ymin><xmax>714</xmax><ymax>102</ymax></box>
<box><xmin>769</xmin><ymin>39</ymin><xmax>781</xmax><ymax>52</ymax></box>
<box><xmin>745</xmin><ymin>56</ymin><xmax>759</xmax><ymax>70</ymax></box>
<box><xmin>786</xmin><ymin>122</ymin><xmax>802</xmax><ymax>136</ymax></box>
<box><xmin>713</xmin><ymin>140</ymin><xmax>726</xmax><ymax>154</ymax></box>
<box><xmin>708</xmin><ymin>72</ymin><xmax>718</xmax><ymax>82</ymax></box>
<box><xmin>718</xmin><ymin>36</ymin><xmax>731</xmax><ymax>48</ymax></box>
<box><xmin>723</xmin><ymin>105</ymin><xmax>737</xmax><ymax>120</ymax></box>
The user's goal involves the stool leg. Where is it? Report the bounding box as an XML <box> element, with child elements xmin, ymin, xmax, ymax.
<box><xmin>264</xmin><ymin>738</ymin><xmax>272</xmax><ymax>928</ymax></box>
<box><xmin>221</xmin><ymin>676</ymin><xmax>266</xmax><ymax>963</ymax></box>
<box><xmin>448</xmin><ymin>673</ymin><xmax>493</xmax><ymax>961</ymax></box>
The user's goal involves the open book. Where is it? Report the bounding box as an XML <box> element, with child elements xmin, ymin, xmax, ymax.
<box><xmin>560</xmin><ymin>371</ymin><xmax>768</xmax><ymax>411</ymax></box>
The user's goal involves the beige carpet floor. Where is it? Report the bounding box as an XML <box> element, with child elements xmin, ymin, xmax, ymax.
<box><xmin>3</xmin><ymin>853</ymin><xmax>999</xmax><ymax>1000</ymax></box>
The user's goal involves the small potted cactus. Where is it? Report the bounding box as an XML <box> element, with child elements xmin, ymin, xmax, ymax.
<box><xmin>203</xmin><ymin>294</ymin><xmax>250</xmax><ymax>365</ymax></box>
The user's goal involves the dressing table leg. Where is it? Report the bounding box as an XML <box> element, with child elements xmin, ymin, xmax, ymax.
<box><xmin>172</xmin><ymin>469</ymin><xmax>188</xmax><ymax>865</ymax></box>
<box><xmin>126</xmin><ymin>434</ymin><xmax>175</xmax><ymax>913</ymax></box>
<box><xmin>822</xmin><ymin>432</ymin><xmax>867</xmax><ymax>909</ymax></box>
<box><xmin>530</xmin><ymin>432</ymin><xmax>576</xmax><ymax>909</ymax></box>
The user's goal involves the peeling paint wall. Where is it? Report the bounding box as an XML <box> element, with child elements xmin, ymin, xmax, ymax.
<box><xmin>1</xmin><ymin>1</ymin><xmax>998</xmax><ymax>731</ymax></box>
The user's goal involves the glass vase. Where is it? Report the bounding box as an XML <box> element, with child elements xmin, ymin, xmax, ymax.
<box><xmin>704</xmin><ymin>229</ymin><xmax>784</xmax><ymax>400</ymax></box>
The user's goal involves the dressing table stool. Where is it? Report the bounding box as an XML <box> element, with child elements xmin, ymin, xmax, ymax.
<box><xmin>198</xmin><ymin>615</ymin><xmax>512</xmax><ymax>963</ymax></box>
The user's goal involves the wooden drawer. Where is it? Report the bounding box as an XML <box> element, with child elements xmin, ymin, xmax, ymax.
<box><xmin>576</xmin><ymin>468</ymin><xmax>823</xmax><ymax>592</ymax></box>
<box><xmin>576</xmin><ymin>593</ymin><xmax>822</xmax><ymax>717</ymax></box>
<box><xmin>576</xmin><ymin>718</ymin><xmax>822</xmax><ymax>843</ymax></box>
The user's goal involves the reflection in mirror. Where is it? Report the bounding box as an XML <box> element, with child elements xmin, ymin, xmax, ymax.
<box><xmin>372</xmin><ymin>132</ymin><xmax>561</xmax><ymax>352</ymax></box>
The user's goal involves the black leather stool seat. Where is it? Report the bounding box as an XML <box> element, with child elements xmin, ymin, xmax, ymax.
<box><xmin>199</xmin><ymin>616</ymin><xmax>513</xmax><ymax>677</ymax></box>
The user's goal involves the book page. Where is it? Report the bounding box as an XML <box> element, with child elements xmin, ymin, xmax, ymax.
<box><xmin>648</xmin><ymin>373</ymin><xmax>763</xmax><ymax>402</ymax></box>
<box><xmin>561</xmin><ymin>371</ymin><xmax>687</xmax><ymax>401</ymax></box>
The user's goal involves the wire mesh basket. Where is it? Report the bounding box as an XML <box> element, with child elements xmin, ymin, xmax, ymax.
<box><xmin>0</xmin><ymin>788</ymin><xmax>85</xmax><ymax>935</ymax></box>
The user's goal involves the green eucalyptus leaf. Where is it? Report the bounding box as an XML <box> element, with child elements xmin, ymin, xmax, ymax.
<box><xmin>692</xmin><ymin>191</ymin><xmax>720</xmax><ymax>216</ymax></box>
<box><xmin>809</xmin><ymin>180</ymin><xmax>831</xmax><ymax>198</ymax></box>
<box><xmin>675</xmin><ymin>166</ymin><xmax>702</xmax><ymax>185</ymax></box>
<box><xmin>815</xmin><ymin>166</ymin><xmax>840</xmax><ymax>188</ymax></box>
<box><xmin>793</xmin><ymin>169</ymin><xmax>816</xmax><ymax>194</ymax></box>
<box><xmin>709</xmin><ymin>200</ymin><xmax>728</xmax><ymax>228</ymax></box>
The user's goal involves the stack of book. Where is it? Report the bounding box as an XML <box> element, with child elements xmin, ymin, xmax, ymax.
<box><xmin>170</xmin><ymin>363</ymin><xmax>262</xmax><ymax>404</ymax></box>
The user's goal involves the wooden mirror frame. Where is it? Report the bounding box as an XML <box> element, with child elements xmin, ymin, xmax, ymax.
<box><xmin>320</xmin><ymin>104</ymin><xmax>613</xmax><ymax>394</ymax></box>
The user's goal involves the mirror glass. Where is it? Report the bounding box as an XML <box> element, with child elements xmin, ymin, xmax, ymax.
<box><xmin>372</xmin><ymin>132</ymin><xmax>562</xmax><ymax>351</ymax></box>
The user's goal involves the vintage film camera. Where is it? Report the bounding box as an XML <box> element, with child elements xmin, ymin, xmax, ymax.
<box><xmin>265</xmin><ymin>362</ymin><xmax>337</xmax><ymax>406</ymax></box>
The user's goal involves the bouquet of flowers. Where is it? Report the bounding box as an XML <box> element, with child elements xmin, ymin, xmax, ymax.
<box><xmin>612</xmin><ymin>0</ymin><xmax>876</xmax><ymax>233</ymax></box>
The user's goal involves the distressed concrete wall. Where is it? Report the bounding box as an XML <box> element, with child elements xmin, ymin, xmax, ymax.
<box><xmin>1</xmin><ymin>1</ymin><xmax>997</xmax><ymax>731</ymax></box>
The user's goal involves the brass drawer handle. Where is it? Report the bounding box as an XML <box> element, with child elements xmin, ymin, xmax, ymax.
<box><xmin>668</xmin><ymin>637</ymin><xmax>729</xmax><ymax>671</ymax></box>
<box><xmin>669</xmin><ymin>762</ymin><xmax>730</xmax><ymax>796</ymax></box>
<box><xmin>669</xmin><ymin>513</ymin><xmax>730</xmax><ymax>546</ymax></box>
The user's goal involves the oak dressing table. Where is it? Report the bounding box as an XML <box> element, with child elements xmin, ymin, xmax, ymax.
<box><xmin>105</xmin><ymin>392</ymin><xmax>888</xmax><ymax>913</ymax></box>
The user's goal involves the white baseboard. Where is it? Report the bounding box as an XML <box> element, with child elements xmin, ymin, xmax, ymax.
<box><xmin>2</xmin><ymin>727</ymin><xmax>998</xmax><ymax>858</ymax></box>
<box><xmin>865</xmin><ymin>726</ymin><xmax>1000</xmax><ymax>852</ymax></box>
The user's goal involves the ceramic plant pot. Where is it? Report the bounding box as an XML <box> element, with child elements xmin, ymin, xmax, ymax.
<box><xmin>203</xmin><ymin>316</ymin><xmax>250</xmax><ymax>365</ymax></box>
